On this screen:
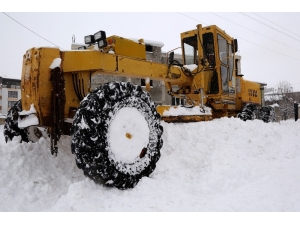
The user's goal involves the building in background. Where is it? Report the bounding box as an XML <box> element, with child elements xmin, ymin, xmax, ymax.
<box><xmin>0</xmin><ymin>77</ymin><xmax>21</xmax><ymax>115</ymax></box>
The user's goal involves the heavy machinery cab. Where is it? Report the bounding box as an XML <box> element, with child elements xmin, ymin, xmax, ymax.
<box><xmin>177</xmin><ymin>25</ymin><xmax>263</xmax><ymax>117</ymax></box>
<box><xmin>180</xmin><ymin>24</ymin><xmax>237</xmax><ymax>95</ymax></box>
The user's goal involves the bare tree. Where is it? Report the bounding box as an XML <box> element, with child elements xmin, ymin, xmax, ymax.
<box><xmin>265</xmin><ymin>81</ymin><xmax>295</xmax><ymax>120</ymax></box>
<box><xmin>277</xmin><ymin>81</ymin><xmax>294</xmax><ymax>120</ymax></box>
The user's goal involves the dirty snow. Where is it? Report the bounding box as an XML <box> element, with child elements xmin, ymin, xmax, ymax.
<box><xmin>0</xmin><ymin>117</ymin><xmax>300</xmax><ymax>222</ymax></box>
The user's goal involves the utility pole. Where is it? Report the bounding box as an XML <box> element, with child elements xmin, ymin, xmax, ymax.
<box><xmin>294</xmin><ymin>102</ymin><xmax>299</xmax><ymax>121</ymax></box>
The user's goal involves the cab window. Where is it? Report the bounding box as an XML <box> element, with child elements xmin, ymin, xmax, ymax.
<box><xmin>203</xmin><ymin>33</ymin><xmax>215</xmax><ymax>68</ymax></box>
<box><xmin>183</xmin><ymin>36</ymin><xmax>198</xmax><ymax>65</ymax></box>
<box><xmin>218</xmin><ymin>34</ymin><xmax>229</xmax><ymax>93</ymax></box>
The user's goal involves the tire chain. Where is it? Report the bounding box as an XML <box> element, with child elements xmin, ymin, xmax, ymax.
<box><xmin>71</xmin><ymin>81</ymin><xmax>163</xmax><ymax>189</ymax></box>
<box><xmin>3</xmin><ymin>100</ymin><xmax>30</xmax><ymax>143</ymax></box>
<box><xmin>50</xmin><ymin>67</ymin><xmax>66</xmax><ymax>156</ymax></box>
<box><xmin>238</xmin><ymin>103</ymin><xmax>275</xmax><ymax>123</ymax></box>
<box><xmin>238</xmin><ymin>103</ymin><xmax>258</xmax><ymax>121</ymax></box>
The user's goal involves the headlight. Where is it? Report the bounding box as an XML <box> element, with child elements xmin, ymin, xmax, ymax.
<box><xmin>94</xmin><ymin>31</ymin><xmax>106</xmax><ymax>42</ymax></box>
<box><xmin>84</xmin><ymin>35</ymin><xmax>94</xmax><ymax>45</ymax></box>
<box><xmin>98</xmin><ymin>40</ymin><xmax>107</xmax><ymax>48</ymax></box>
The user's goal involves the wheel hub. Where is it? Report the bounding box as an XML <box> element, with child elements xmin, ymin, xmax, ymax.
<box><xmin>125</xmin><ymin>133</ymin><xmax>132</xmax><ymax>139</ymax></box>
<box><xmin>108</xmin><ymin>107</ymin><xmax>150</xmax><ymax>164</ymax></box>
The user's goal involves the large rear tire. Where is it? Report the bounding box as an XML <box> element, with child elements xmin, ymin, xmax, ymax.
<box><xmin>238</xmin><ymin>103</ymin><xmax>275</xmax><ymax>123</ymax></box>
<box><xmin>237</xmin><ymin>103</ymin><xmax>259</xmax><ymax>121</ymax></box>
<box><xmin>259</xmin><ymin>106</ymin><xmax>276</xmax><ymax>123</ymax></box>
<box><xmin>71</xmin><ymin>81</ymin><xmax>163</xmax><ymax>189</ymax></box>
<box><xmin>4</xmin><ymin>100</ymin><xmax>30</xmax><ymax>143</ymax></box>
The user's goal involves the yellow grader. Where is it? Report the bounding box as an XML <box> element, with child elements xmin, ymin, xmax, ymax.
<box><xmin>3</xmin><ymin>24</ymin><xmax>274</xmax><ymax>189</ymax></box>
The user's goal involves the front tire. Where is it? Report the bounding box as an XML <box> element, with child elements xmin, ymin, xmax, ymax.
<box><xmin>71</xmin><ymin>81</ymin><xmax>163</xmax><ymax>189</ymax></box>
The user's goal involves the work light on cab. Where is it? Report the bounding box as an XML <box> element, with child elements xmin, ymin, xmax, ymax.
<box><xmin>84</xmin><ymin>35</ymin><xmax>94</xmax><ymax>45</ymax></box>
<box><xmin>98</xmin><ymin>39</ymin><xmax>107</xmax><ymax>48</ymax></box>
<box><xmin>94</xmin><ymin>30</ymin><xmax>107</xmax><ymax>48</ymax></box>
<box><xmin>94</xmin><ymin>30</ymin><xmax>106</xmax><ymax>42</ymax></box>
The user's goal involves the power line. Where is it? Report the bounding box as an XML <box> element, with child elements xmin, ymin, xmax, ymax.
<box><xmin>210</xmin><ymin>12</ymin><xmax>300</xmax><ymax>53</ymax></box>
<box><xmin>252</xmin><ymin>12</ymin><xmax>300</xmax><ymax>39</ymax></box>
<box><xmin>236</xmin><ymin>35</ymin><xmax>300</xmax><ymax>62</ymax></box>
<box><xmin>176</xmin><ymin>12</ymin><xmax>208</xmax><ymax>26</ymax></box>
<box><xmin>2</xmin><ymin>12</ymin><xmax>63</xmax><ymax>49</ymax></box>
<box><xmin>239</xmin><ymin>12</ymin><xmax>300</xmax><ymax>43</ymax></box>
<box><xmin>176</xmin><ymin>12</ymin><xmax>300</xmax><ymax>62</ymax></box>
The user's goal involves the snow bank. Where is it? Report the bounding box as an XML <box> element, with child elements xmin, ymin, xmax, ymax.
<box><xmin>0</xmin><ymin>118</ymin><xmax>300</xmax><ymax>213</ymax></box>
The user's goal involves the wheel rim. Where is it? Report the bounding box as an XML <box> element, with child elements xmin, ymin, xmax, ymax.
<box><xmin>108</xmin><ymin>107</ymin><xmax>150</xmax><ymax>164</ymax></box>
<box><xmin>106</xmin><ymin>96</ymin><xmax>157</xmax><ymax>176</ymax></box>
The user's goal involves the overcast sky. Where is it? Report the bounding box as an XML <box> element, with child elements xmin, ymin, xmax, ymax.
<box><xmin>1</xmin><ymin>2</ymin><xmax>300</xmax><ymax>91</ymax></box>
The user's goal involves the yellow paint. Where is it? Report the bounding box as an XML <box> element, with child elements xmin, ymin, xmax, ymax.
<box><xmin>20</xmin><ymin>24</ymin><xmax>266</xmax><ymax>128</ymax></box>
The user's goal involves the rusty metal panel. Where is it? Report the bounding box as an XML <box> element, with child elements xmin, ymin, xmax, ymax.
<box><xmin>21</xmin><ymin>47</ymin><xmax>61</xmax><ymax>126</ymax></box>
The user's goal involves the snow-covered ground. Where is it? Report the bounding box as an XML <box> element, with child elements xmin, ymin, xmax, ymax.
<box><xmin>0</xmin><ymin>117</ymin><xmax>300</xmax><ymax>216</ymax></box>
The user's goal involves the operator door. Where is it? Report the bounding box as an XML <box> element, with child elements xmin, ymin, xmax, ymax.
<box><xmin>217</xmin><ymin>34</ymin><xmax>235</xmax><ymax>96</ymax></box>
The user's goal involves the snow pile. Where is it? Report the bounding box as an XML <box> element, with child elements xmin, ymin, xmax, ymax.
<box><xmin>0</xmin><ymin>117</ymin><xmax>300</xmax><ymax>213</ymax></box>
<box><xmin>18</xmin><ymin>104</ymin><xmax>39</xmax><ymax>128</ymax></box>
<box><xmin>129</xmin><ymin>38</ymin><xmax>164</xmax><ymax>48</ymax></box>
<box><xmin>19</xmin><ymin>104</ymin><xmax>37</xmax><ymax>116</ymax></box>
<box><xmin>49</xmin><ymin>58</ymin><xmax>62</xmax><ymax>69</ymax></box>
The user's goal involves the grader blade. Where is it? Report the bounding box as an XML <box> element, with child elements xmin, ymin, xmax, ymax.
<box><xmin>161</xmin><ymin>115</ymin><xmax>212</xmax><ymax>123</ymax></box>
<box><xmin>156</xmin><ymin>105</ymin><xmax>213</xmax><ymax>123</ymax></box>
